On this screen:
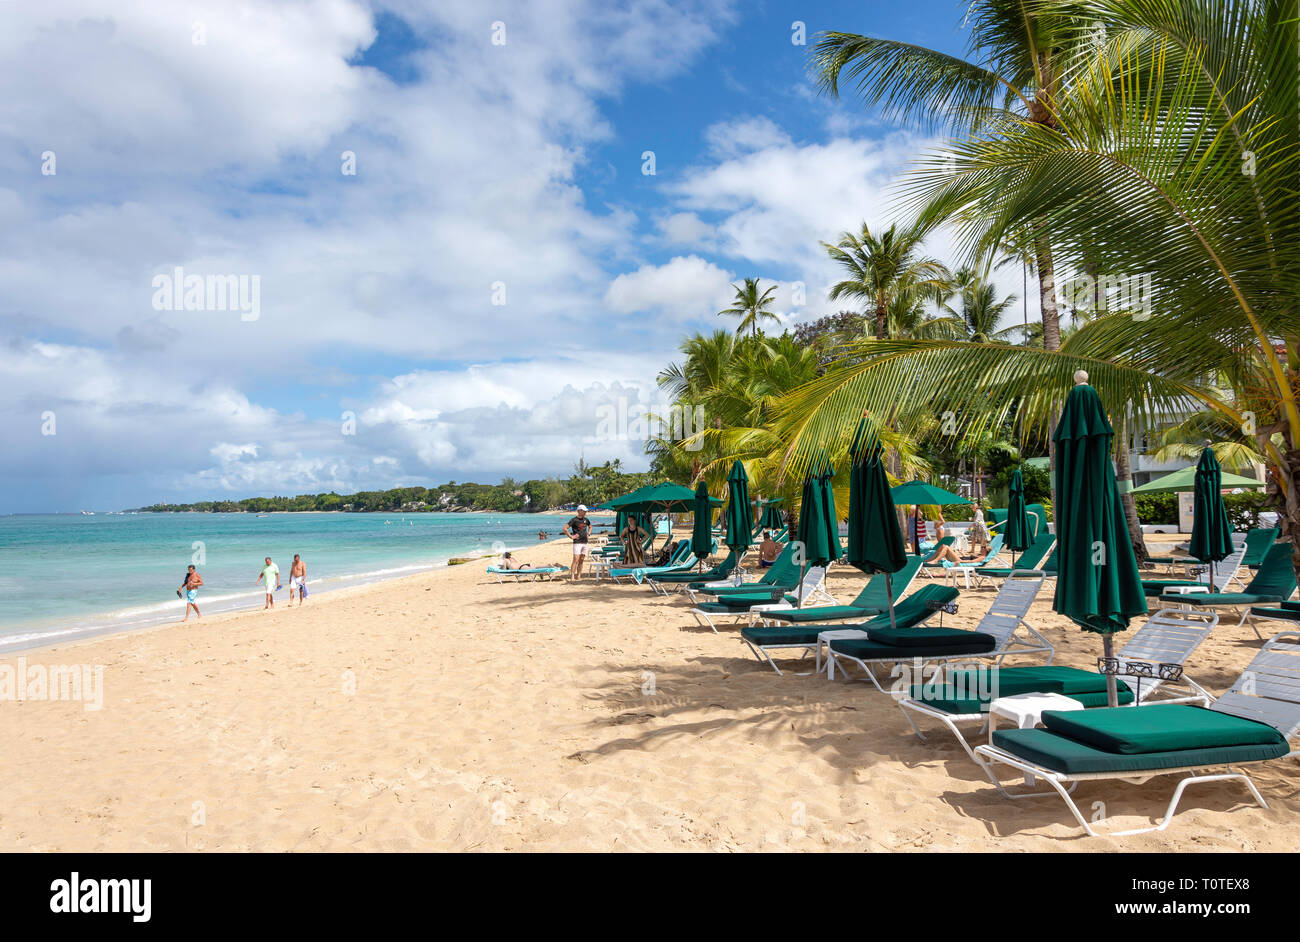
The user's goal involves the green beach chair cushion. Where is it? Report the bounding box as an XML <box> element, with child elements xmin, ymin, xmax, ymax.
<box><xmin>828</xmin><ymin>635</ymin><xmax>996</xmax><ymax>660</ymax></box>
<box><xmin>867</xmin><ymin>625</ymin><xmax>992</xmax><ymax>648</ymax></box>
<box><xmin>1241</xmin><ymin>527</ymin><xmax>1280</xmax><ymax>568</ymax></box>
<box><xmin>910</xmin><ymin>665</ymin><xmax>1131</xmax><ymax>714</ymax></box>
<box><xmin>739</xmin><ymin>585</ymin><xmax>958</xmax><ymax>648</ymax></box>
<box><xmin>761</xmin><ymin>556</ymin><xmax>926</xmax><ymax>623</ymax></box>
<box><xmin>989</xmin><ymin>727</ymin><xmax>1289</xmax><ymax>775</ymax></box>
<box><xmin>1161</xmin><ymin>542</ymin><xmax>1295</xmax><ymax>607</ymax></box>
<box><xmin>1249</xmin><ymin>607</ymin><xmax>1300</xmax><ymax>621</ymax></box>
<box><xmin>1040</xmin><ymin>703</ymin><xmax>1285</xmax><ymax>754</ymax></box>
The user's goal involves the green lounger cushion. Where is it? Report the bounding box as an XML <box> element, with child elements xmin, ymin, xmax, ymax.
<box><xmin>1142</xmin><ymin>578</ymin><xmax>1213</xmax><ymax>595</ymax></box>
<box><xmin>828</xmin><ymin>635</ymin><xmax>995</xmax><ymax>660</ymax></box>
<box><xmin>709</xmin><ymin>589</ymin><xmax>788</xmax><ymax>608</ymax></box>
<box><xmin>761</xmin><ymin>604</ymin><xmax>884</xmax><ymax>623</ymax></box>
<box><xmin>911</xmin><ymin>665</ymin><xmax>1130</xmax><ymax>714</ymax></box>
<box><xmin>1041</xmin><ymin>704</ymin><xmax>1285</xmax><ymax>754</ymax></box>
<box><xmin>867</xmin><ymin>625</ymin><xmax>994</xmax><ymax>648</ymax></box>
<box><xmin>1249</xmin><ymin>607</ymin><xmax>1300</xmax><ymax>621</ymax></box>
<box><xmin>990</xmin><ymin>728</ymin><xmax>1289</xmax><ymax>775</ymax></box>
<box><xmin>740</xmin><ymin>624</ymin><xmax>865</xmax><ymax>646</ymax></box>
<box><xmin>1158</xmin><ymin>591</ymin><xmax>1284</xmax><ymax>606</ymax></box>
<box><xmin>919</xmin><ymin>686</ymin><xmax>1132</xmax><ymax>715</ymax></box>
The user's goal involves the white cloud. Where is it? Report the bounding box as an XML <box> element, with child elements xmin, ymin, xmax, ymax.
<box><xmin>605</xmin><ymin>255</ymin><xmax>735</xmax><ymax>320</ymax></box>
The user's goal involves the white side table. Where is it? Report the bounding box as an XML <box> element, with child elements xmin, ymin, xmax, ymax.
<box><xmin>817</xmin><ymin>628</ymin><xmax>869</xmax><ymax>679</ymax></box>
<box><xmin>989</xmin><ymin>692</ymin><xmax>1084</xmax><ymax>785</ymax></box>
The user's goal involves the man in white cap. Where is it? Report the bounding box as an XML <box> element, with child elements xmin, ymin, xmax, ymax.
<box><xmin>562</xmin><ymin>504</ymin><xmax>592</xmax><ymax>582</ymax></box>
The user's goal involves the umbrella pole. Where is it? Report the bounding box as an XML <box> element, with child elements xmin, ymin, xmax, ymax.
<box><xmin>1104</xmin><ymin>634</ymin><xmax>1118</xmax><ymax>708</ymax></box>
<box><xmin>885</xmin><ymin>571</ymin><xmax>897</xmax><ymax>631</ymax></box>
<box><xmin>797</xmin><ymin>560</ymin><xmax>807</xmax><ymax>609</ymax></box>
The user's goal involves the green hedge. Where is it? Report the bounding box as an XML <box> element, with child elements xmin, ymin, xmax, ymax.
<box><xmin>1132</xmin><ymin>490</ymin><xmax>1273</xmax><ymax>529</ymax></box>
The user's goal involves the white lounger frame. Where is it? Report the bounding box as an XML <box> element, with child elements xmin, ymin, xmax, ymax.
<box><xmin>897</xmin><ymin>609</ymin><xmax>1218</xmax><ymax>760</ymax></box>
<box><xmin>754</xmin><ymin>558</ymin><xmax>925</xmax><ymax>629</ymax></box>
<box><xmin>825</xmin><ymin>572</ymin><xmax>1052</xmax><ymax>687</ymax></box>
<box><xmin>972</xmin><ymin>631</ymin><xmax>1300</xmax><ymax>837</ymax></box>
<box><xmin>689</xmin><ymin>567</ymin><xmax>827</xmax><ymax>634</ymax></box>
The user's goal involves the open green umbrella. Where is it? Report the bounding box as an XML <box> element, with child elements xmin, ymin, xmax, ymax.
<box><xmin>849</xmin><ymin>416</ymin><xmax>908</xmax><ymax>630</ymax></box>
<box><xmin>1005</xmin><ymin>467</ymin><xmax>1031</xmax><ymax>565</ymax></box>
<box><xmin>724</xmin><ymin>461</ymin><xmax>754</xmax><ymax>554</ymax></box>
<box><xmin>890</xmin><ymin>481</ymin><xmax>971</xmax><ymax>555</ymax></box>
<box><xmin>1189</xmin><ymin>446</ymin><xmax>1234</xmax><ymax>592</ymax></box>
<box><xmin>795</xmin><ymin>451</ymin><xmax>842</xmax><ymax>607</ymax></box>
<box><xmin>1130</xmin><ymin>465</ymin><xmax>1265</xmax><ymax>493</ymax></box>
<box><xmin>1053</xmin><ymin>374</ymin><xmax>1149</xmax><ymax>707</ymax></box>
<box><xmin>691</xmin><ymin>481</ymin><xmax>713</xmax><ymax>568</ymax></box>
<box><xmin>609</xmin><ymin>481</ymin><xmax>721</xmax><ymax>553</ymax></box>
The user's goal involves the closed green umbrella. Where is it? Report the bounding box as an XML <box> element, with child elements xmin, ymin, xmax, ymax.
<box><xmin>849</xmin><ymin>416</ymin><xmax>908</xmax><ymax>630</ymax></box>
<box><xmin>691</xmin><ymin>481</ymin><xmax>713</xmax><ymax>568</ymax></box>
<box><xmin>724</xmin><ymin>461</ymin><xmax>754</xmax><ymax>554</ymax></box>
<box><xmin>1053</xmin><ymin>374</ymin><xmax>1149</xmax><ymax>707</ymax></box>
<box><xmin>795</xmin><ymin>451</ymin><xmax>842</xmax><ymax>607</ymax></box>
<box><xmin>1005</xmin><ymin>467</ymin><xmax>1032</xmax><ymax>565</ymax></box>
<box><xmin>1189</xmin><ymin>445</ymin><xmax>1234</xmax><ymax>592</ymax></box>
<box><xmin>758</xmin><ymin>498</ymin><xmax>785</xmax><ymax>532</ymax></box>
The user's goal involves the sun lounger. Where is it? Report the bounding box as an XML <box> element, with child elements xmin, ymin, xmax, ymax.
<box><xmin>825</xmin><ymin>571</ymin><xmax>1052</xmax><ymax>686</ymax></box>
<box><xmin>1159</xmin><ymin>542</ymin><xmax>1297</xmax><ymax>632</ymax></box>
<box><xmin>646</xmin><ymin>550</ymin><xmax>740</xmax><ymax>594</ymax></box>
<box><xmin>609</xmin><ymin>541</ymin><xmax>696</xmax><ymax>583</ymax></box>
<box><xmin>689</xmin><ymin>567</ymin><xmax>828</xmax><ymax>633</ymax></box>
<box><xmin>683</xmin><ymin>544</ymin><xmax>799</xmax><ymax>602</ymax></box>
<box><xmin>917</xmin><ymin>537</ymin><xmax>957</xmax><ymax>577</ymax></box>
<box><xmin>972</xmin><ymin>631</ymin><xmax>1300</xmax><ymax>836</ymax></box>
<box><xmin>486</xmin><ymin>565</ymin><xmax>569</xmax><ymax>582</ymax></box>
<box><xmin>1141</xmin><ymin>542</ymin><xmax>1247</xmax><ymax>596</ymax></box>
<box><xmin>738</xmin><ymin>584</ymin><xmax>959</xmax><ymax>675</ymax></box>
<box><xmin>897</xmin><ymin>608</ymin><xmax>1218</xmax><ymax>759</ymax></box>
<box><xmin>1241</xmin><ymin>527</ymin><xmax>1280</xmax><ymax>570</ymax></box>
<box><xmin>755</xmin><ymin>556</ymin><xmax>926</xmax><ymax>626</ymax></box>
<box><xmin>939</xmin><ymin>534</ymin><xmax>1005</xmax><ymax>588</ymax></box>
<box><xmin>971</xmin><ymin>532</ymin><xmax>1056</xmax><ymax>587</ymax></box>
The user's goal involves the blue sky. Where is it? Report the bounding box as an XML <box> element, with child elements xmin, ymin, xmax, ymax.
<box><xmin>0</xmin><ymin>0</ymin><xmax>1019</xmax><ymax>513</ymax></box>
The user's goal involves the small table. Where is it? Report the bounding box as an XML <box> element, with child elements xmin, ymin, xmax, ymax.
<box><xmin>989</xmin><ymin>692</ymin><xmax>1084</xmax><ymax>785</ymax></box>
<box><xmin>817</xmin><ymin>628</ymin><xmax>869</xmax><ymax>680</ymax></box>
<box><xmin>988</xmin><ymin>691</ymin><xmax>1083</xmax><ymax>732</ymax></box>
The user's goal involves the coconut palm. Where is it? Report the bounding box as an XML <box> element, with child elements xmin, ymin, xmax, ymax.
<box><xmin>811</xmin><ymin>0</ymin><xmax>1089</xmax><ymax>352</ymax></box>
<box><xmin>823</xmin><ymin>221</ymin><xmax>952</xmax><ymax>340</ymax></box>
<box><xmin>717</xmin><ymin>278</ymin><xmax>780</xmax><ymax>338</ymax></box>
<box><xmin>935</xmin><ymin>268</ymin><xmax>1021</xmax><ymax>342</ymax></box>
<box><xmin>779</xmin><ymin>0</ymin><xmax>1299</xmax><ymax>577</ymax></box>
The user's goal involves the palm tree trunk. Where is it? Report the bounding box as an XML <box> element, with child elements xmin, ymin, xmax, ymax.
<box><xmin>875</xmin><ymin>300</ymin><xmax>887</xmax><ymax>340</ymax></box>
<box><xmin>1036</xmin><ymin>228</ymin><xmax>1063</xmax><ymax>528</ymax></box>
<box><xmin>1115</xmin><ymin>415</ymin><xmax>1147</xmax><ymax>565</ymax></box>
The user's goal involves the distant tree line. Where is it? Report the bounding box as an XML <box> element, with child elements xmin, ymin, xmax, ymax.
<box><xmin>137</xmin><ymin>460</ymin><xmax>655</xmax><ymax>514</ymax></box>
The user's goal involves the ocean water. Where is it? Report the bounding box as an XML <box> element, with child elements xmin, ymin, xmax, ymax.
<box><xmin>0</xmin><ymin>512</ymin><xmax>604</xmax><ymax>652</ymax></box>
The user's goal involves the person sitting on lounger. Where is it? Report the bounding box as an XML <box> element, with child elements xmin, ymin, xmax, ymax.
<box><xmin>925</xmin><ymin>515</ymin><xmax>962</xmax><ymax>564</ymax></box>
<box><xmin>651</xmin><ymin>541</ymin><xmax>678</xmax><ymax>567</ymax></box>
<box><xmin>758</xmin><ymin>531</ymin><xmax>779</xmax><ymax>568</ymax></box>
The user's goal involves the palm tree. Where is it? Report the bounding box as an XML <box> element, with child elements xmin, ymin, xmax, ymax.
<box><xmin>811</xmin><ymin>0</ymin><xmax>1087</xmax><ymax>353</ymax></box>
<box><xmin>823</xmin><ymin>221</ymin><xmax>952</xmax><ymax>340</ymax></box>
<box><xmin>935</xmin><ymin>268</ymin><xmax>1021</xmax><ymax>342</ymax></box>
<box><xmin>717</xmin><ymin>278</ymin><xmax>780</xmax><ymax>338</ymax></box>
<box><xmin>778</xmin><ymin>0</ymin><xmax>1299</xmax><ymax>578</ymax></box>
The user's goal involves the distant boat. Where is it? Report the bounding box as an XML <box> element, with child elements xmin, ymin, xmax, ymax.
<box><xmin>80</xmin><ymin>511</ymin><xmax>94</xmax><ymax>515</ymax></box>
<box><xmin>256</xmin><ymin>513</ymin><xmax>270</xmax><ymax>518</ymax></box>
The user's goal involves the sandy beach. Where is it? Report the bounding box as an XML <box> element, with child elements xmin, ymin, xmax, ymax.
<box><xmin>0</xmin><ymin>534</ymin><xmax>1295</xmax><ymax>853</ymax></box>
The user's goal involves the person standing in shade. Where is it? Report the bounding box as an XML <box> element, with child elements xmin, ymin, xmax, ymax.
<box><xmin>180</xmin><ymin>564</ymin><xmax>203</xmax><ymax>621</ymax></box>
<box><xmin>288</xmin><ymin>554</ymin><xmax>306</xmax><ymax>605</ymax></box>
<box><xmin>619</xmin><ymin>515</ymin><xmax>646</xmax><ymax>567</ymax></box>
<box><xmin>968</xmin><ymin>500</ymin><xmax>991</xmax><ymax>559</ymax></box>
<box><xmin>256</xmin><ymin>556</ymin><xmax>281</xmax><ymax>609</ymax></box>
<box><xmin>562</xmin><ymin>505</ymin><xmax>592</xmax><ymax>581</ymax></box>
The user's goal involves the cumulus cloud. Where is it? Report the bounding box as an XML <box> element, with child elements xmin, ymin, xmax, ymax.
<box><xmin>605</xmin><ymin>256</ymin><xmax>735</xmax><ymax>320</ymax></box>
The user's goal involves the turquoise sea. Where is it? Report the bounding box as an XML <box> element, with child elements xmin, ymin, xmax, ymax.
<box><xmin>0</xmin><ymin>512</ymin><xmax>607</xmax><ymax>652</ymax></box>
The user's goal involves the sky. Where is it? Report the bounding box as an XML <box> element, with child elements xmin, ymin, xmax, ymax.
<box><xmin>0</xmin><ymin>0</ymin><xmax>1040</xmax><ymax>513</ymax></box>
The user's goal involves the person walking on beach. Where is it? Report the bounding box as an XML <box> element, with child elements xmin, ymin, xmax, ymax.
<box><xmin>562</xmin><ymin>505</ymin><xmax>592</xmax><ymax>581</ymax></box>
<box><xmin>288</xmin><ymin>554</ymin><xmax>306</xmax><ymax>606</ymax></box>
<box><xmin>179</xmin><ymin>564</ymin><xmax>203</xmax><ymax>621</ymax></box>
<box><xmin>256</xmin><ymin>556</ymin><xmax>281</xmax><ymax>609</ymax></box>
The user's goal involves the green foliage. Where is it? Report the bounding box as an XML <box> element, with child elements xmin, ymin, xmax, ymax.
<box><xmin>136</xmin><ymin>460</ymin><xmax>654</xmax><ymax>514</ymax></box>
<box><xmin>1133</xmin><ymin>493</ymin><xmax>1178</xmax><ymax>525</ymax></box>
